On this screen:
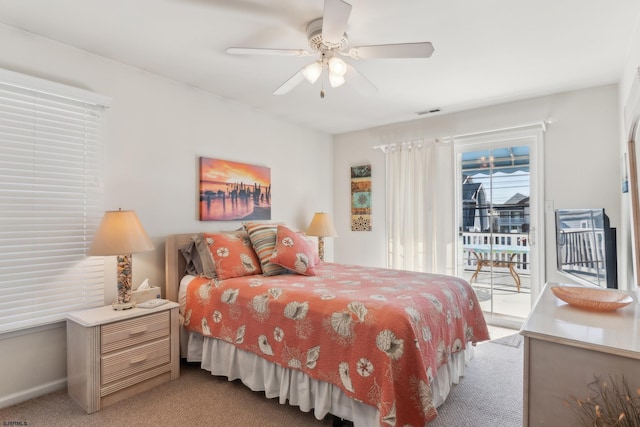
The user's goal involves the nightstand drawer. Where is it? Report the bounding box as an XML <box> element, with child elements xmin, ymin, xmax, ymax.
<box><xmin>101</xmin><ymin>311</ymin><xmax>169</xmax><ymax>353</ymax></box>
<box><xmin>101</xmin><ymin>336</ymin><xmax>170</xmax><ymax>385</ymax></box>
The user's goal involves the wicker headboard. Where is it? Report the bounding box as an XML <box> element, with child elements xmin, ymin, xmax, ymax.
<box><xmin>165</xmin><ymin>233</ymin><xmax>195</xmax><ymax>303</ymax></box>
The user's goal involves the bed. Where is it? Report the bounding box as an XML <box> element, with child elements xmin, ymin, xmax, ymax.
<box><xmin>165</xmin><ymin>226</ymin><xmax>490</xmax><ymax>426</ymax></box>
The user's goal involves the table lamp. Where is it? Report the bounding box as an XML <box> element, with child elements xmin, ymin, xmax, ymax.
<box><xmin>89</xmin><ymin>209</ymin><xmax>155</xmax><ymax>310</ymax></box>
<box><xmin>306</xmin><ymin>212</ymin><xmax>337</xmax><ymax>262</ymax></box>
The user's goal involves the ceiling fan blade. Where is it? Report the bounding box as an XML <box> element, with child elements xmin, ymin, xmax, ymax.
<box><xmin>346</xmin><ymin>64</ymin><xmax>378</xmax><ymax>95</ymax></box>
<box><xmin>273</xmin><ymin>68</ymin><xmax>307</xmax><ymax>95</ymax></box>
<box><xmin>345</xmin><ymin>42</ymin><xmax>434</xmax><ymax>60</ymax></box>
<box><xmin>227</xmin><ymin>47</ymin><xmax>312</xmax><ymax>57</ymax></box>
<box><xmin>322</xmin><ymin>0</ymin><xmax>352</xmax><ymax>45</ymax></box>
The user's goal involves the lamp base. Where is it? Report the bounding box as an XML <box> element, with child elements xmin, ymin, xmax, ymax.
<box><xmin>317</xmin><ymin>236</ymin><xmax>325</xmax><ymax>262</ymax></box>
<box><xmin>114</xmin><ymin>253</ymin><xmax>134</xmax><ymax>311</ymax></box>
<box><xmin>112</xmin><ymin>301</ymin><xmax>136</xmax><ymax>311</ymax></box>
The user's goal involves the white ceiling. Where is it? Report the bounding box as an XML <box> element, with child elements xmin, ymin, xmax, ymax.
<box><xmin>1</xmin><ymin>0</ymin><xmax>639</xmax><ymax>134</ymax></box>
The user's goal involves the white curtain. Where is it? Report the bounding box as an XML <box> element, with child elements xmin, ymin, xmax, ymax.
<box><xmin>384</xmin><ymin>139</ymin><xmax>455</xmax><ymax>274</ymax></box>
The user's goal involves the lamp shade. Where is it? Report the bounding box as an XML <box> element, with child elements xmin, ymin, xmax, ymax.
<box><xmin>306</xmin><ymin>212</ymin><xmax>338</xmax><ymax>238</ymax></box>
<box><xmin>328</xmin><ymin>57</ymin><xmax>347</xmax><ymax>77</ymax></box>
<box><xmin>89</xmin><ymin>209</ymin><xmax>155</xmax><ymax>256</ymax></box>
<box><xmin>328</xmin><ymin>74</ymin><xmax>346</xmax><ymax>88</ymax></box>
<box><xmin>303</xmin><ymin>61</ymin><xmax>323</xmax><ymax>84</ymax></box>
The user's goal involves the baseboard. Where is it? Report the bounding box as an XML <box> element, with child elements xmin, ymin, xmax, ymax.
<box><xmin>0</xmin><ymin>378</ymin><xmax>67</xmax><ymax>409</ymax></box>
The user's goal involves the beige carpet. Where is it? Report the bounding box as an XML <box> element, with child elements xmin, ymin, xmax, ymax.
<box><xmin>0</xmin><ymin>338</ymin><xmax>523</xmax><ymax>426</ymax></box>
<box><xmin>0</xmin><ymin>363</ymin><xmax>334</xmax><ymax>427</ymax></box>
<box><xmin>429</xmin><ymin>336</ymin><xmax>523</xmax><ymax>427</ymax></box>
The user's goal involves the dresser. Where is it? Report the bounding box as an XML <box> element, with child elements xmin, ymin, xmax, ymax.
<box><xmin>520</xmin><ymin>283</ymin><xmax>640</xmax><ymax>426</ymax></box>
<box><xmin>66</xmin><ymin>302</ymin><xmax>180</xmax><ymax>413</ymax></box>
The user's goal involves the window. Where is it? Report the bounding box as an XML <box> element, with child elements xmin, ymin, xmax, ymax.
<box><xmin>0</xmin><ymin>68</ymin><xmax>110</xmax><ymax>333</ymax></box>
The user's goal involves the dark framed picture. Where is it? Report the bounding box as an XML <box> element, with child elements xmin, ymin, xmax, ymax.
<box><xmin>199</xmin><ymin>157</ymin><xmax>271</xmax><ymax>221</ymax></box>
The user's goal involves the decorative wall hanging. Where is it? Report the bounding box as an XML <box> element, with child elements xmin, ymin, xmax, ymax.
<box><xmin>199</xmin><ymin>157</ymin><xmax>271</xmax><ymax>221</ymax></box>
<box><xmin>351</xmin><ymin>164</ymin><xmax>372</xmax><ymax>231</ymax></box>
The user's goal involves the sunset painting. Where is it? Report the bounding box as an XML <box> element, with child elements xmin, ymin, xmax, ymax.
<box><xmin>199</xmin><ymin>157</ymin><xmax>271</xmax><ymax>221</ymax></box>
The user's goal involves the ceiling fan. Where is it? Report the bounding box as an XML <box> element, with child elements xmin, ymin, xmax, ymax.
<box><xmin>226</xmin><ymin>0</ymin><xmax>434</xmax><ymax>98</ymax></box>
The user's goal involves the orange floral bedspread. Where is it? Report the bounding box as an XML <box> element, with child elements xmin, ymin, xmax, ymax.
<box><xmin>183</xmin><ymin>263</ymin><xmax>489</xmax><ymax>426</ymax></box>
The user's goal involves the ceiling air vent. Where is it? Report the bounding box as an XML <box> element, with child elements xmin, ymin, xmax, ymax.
<box><xmin>417</xmin><ymin>109</ymin><xmax>441</xmax><ymax>115</ymax></box>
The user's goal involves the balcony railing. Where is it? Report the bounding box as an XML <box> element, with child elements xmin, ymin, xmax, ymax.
<box><xmin>462</xmin><ymin>231</ymin><xmax>530</xmax><ymax>274</ymax></box>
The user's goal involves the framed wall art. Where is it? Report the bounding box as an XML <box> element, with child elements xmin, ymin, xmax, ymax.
<box><xmin>351</xmin><ymin>164</ymin><xmax>372</xmax><ymax>231</ymax></box>
<box><xmin>199</xmin><ymin>157</ymin><xmax>271</xmax><ymax>221</ymax></box>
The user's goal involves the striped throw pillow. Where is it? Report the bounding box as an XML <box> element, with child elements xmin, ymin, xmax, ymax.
<box><xmin>244</xmin><ymin>222</ymin><xmax>289</xmax><ymax>276</ymax></box>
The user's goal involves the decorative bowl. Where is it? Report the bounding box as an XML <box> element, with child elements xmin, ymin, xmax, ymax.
<box><xmin>550</xmin><ymin>286</ymin><xmax>634</xmax><ymax>312</ymax></box>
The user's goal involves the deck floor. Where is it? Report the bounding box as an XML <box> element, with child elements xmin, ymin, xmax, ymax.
<box><xmin>461</xmin><ymin>268</ymin><xmax>532</xmax><ymax>326</ymax></box>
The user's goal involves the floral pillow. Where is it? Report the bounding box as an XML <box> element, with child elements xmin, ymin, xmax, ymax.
<box><xmin>203</xmin><ymin>231</ymin><xmax>261</xmax><ymax>280</ymax></box>
<box><xmin>269</xmin><ymin>225</ymin><xmax>320</xmax><ymax>276</ymax></box>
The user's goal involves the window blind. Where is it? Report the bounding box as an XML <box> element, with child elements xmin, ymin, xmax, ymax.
<box><xmin>0</xmin><ymin>68</ymin><xmax>111</xmax><ymax>333</ymax></box>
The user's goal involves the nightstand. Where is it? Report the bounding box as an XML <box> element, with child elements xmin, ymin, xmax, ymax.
<box><xmin>66</xmin><ymin>301</ymin><xmax>180</xmax><ymax>413</ymax></box>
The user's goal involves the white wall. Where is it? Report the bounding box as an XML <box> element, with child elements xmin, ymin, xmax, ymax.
<box><xmin>0</xmin><ymin>23</ymin><xmax>334</xmax><ymax>407</ymax></box>
<box><xmin>333</xmin><ymin>85</ymin><xmax>623</xmax><ymax>290</ymax></box>
<box><xmin>618</xmin><ymin>19</ymin><xmax>640</xmax><ymax>289</ymax></box>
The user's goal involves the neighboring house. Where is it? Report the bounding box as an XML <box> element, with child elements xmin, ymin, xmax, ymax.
<box><xmin>462</xmin><ymin>181</ymin><xmax>489</xmax><ymax>232</ymax></box>
<box><xmin>495</xmin><ymin>193</ymin><xmax>530</xmax><ymax>234</ymax></box>
<box><xmin>462</xmin><ymin>181</ymin><xmax>530</xmax><ymax>234</ymax></box>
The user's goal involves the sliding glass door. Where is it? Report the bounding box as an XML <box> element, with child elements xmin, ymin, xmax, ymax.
<box><xmin>455</xmin><ymin>126</ymin><xmax>544</xmax><ymax>327</ymax></box>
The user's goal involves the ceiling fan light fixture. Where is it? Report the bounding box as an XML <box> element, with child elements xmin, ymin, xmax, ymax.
<box><xmin>226</xmin><ymin>0</ymin><xmax>433</xmax><ymax>97</ymax></box>
<box><xmin>303</xmin><ymin>61</ymin><xmax>323</xmax><ymax>84</ymax></box>
<box><xmin>329</xmin><ymin>73</ymin><xmax>346</xmax><ymax>88</ymax></box>
<box><xmin>328</xmin><ymin>56</ymin><xmax>347</xmax><ymax>77</ymax></box>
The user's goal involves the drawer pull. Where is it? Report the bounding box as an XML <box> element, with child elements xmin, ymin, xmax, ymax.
<box><xmin>129</xmin><ymin>355</ymin><xmax>148</xmax><ymax>364</ymax></box>
<box><xmin>128</xmin><ymin>326</ymin><xmax>148</xmax><ymax>335</ymax></box>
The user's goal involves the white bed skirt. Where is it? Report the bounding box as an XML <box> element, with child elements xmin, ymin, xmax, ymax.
<box><xmin>183</xmin><ymin>330</ymin><xmax>474</xmax><ymax>426</ymax></box>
